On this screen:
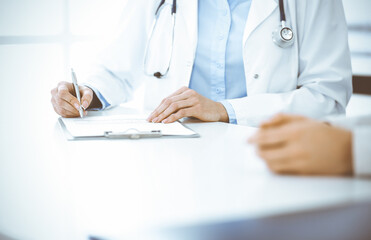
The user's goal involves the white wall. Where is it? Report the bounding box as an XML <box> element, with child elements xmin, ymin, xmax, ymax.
<box><xmin>0</xmin><ymin>0</ymin><xmax>127</xmax><ymax>81</ymax></box>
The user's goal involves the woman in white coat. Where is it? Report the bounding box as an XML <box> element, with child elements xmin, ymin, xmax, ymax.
<box><xmin>51</xmin><ymin>0</ymin><xmax>352</xmax><ymax>126</ymax></box>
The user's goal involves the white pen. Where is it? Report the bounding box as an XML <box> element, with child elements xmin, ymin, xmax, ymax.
<box><xmin>71</xmin><ymin>68</ymin><xmax>84</xmax><ymax>118</ymax></box>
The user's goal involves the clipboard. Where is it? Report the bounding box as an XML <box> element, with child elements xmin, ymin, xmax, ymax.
<box><xmin>58</xmin><ymin>115</ymin><xmax>200</xmax><ymax>140</ymax></box>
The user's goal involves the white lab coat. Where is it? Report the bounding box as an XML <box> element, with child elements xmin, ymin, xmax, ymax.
<box><xmin>84</xmin><ymin>0</ymin><xmax>352</xmax><ymax>126</ymax></box>
<box><xmin>328</xmin><ymin>116</ymin><xmax>371</xmax><ymax>177</ymax></box>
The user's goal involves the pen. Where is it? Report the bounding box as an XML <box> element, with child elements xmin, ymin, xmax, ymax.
<box><xmin>71</xmin><ymin>68</ymin><xmax>84</xmax><ymax>118</ymax></box>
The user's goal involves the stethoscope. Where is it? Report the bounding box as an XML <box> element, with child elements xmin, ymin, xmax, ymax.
<box><xmin>143</xmin><ymin>0</ymin><xmax>177</xmax><ymax>79</ymax></box>
<box><xmin>144</xmin><ymin>0</ymin><xmax>294</xmax><ymax>79</ymax></box>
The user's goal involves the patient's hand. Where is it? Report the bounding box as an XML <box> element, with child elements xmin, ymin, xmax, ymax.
<box><xmin>249</xmin><ymin>114</ymin><xmax>353</xmax><ymax>176</ymax></box>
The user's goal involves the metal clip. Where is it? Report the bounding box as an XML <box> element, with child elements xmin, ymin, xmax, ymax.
<box><xmin>104</xmin><ymin>128</ymin><xmax>162</xmax><ymax>139</ymax></box>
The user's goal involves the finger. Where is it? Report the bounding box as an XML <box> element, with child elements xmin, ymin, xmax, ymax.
<box><xmin>166</xmin><ymin>86</ymin><xmax>189</xmax><ymax>98</ymax></box>
<box><xmin>151</xmin><ymin>91</ymin><xmax>195</xmax><ymax>123</ymax></box>
<box><xmin>259</xmin><ymin>149</ymin><xmax>294</xmax><ymax>174</ymax></box>
<box><xmin>257</xmin><ymin>144</ymin><xmax>291</xmax><ymax>162</ymax></box>
<box><xmin>53</xmin><ymin>96</ymin><xmax>79</xmax><ymax>115</ymax></box>
<box><xmin>162</xmin><ymin>107</ymin><xmax>194</xmax><ymax>123</ymax></box>
<box><xmin>50</xmin><ymin>87</ymin><xmax>57</xmax><ymax>96</ymax></box>
<box><xmin>260</xmin><ymin>114</ymin><xmax>289</xmax><ymax>128</ymax></box>
<box><xmin>57</xmin><ymin>84</ymin><xmax>81</xmax><ymax>111</ymax></box>
<box><xmin>249</xmin><ymin>128</ymin><xmax>288</xmax><ymax>147</ymax></box>
<box><xmin>147</xmin><ymin>88</ymin><xmax>192</xmax><ymax>122</ymax></box>
<box><xmin>58</xmin><ymin>81</ymin><xmax>74</xmax><ymax>91</ymax></box>
<box><xmin>147</xmin><ymin>87</ymin><xmax>190</xmax><ymax>121</ymax></box>
<box><xmin>269</xmin><ymin>160</ymin><xmax>306</xmax><ymax>175</ymax></box>
<box><xmin>257</xmin><ymin>145</ymin><xmax>303</xmax><ymax>174</ymax></box>
<box><xmin>58</xmin><ymin>107</ymin><xmax>80</xmax><ymax>118</ymax></box>
<box><xmin>156</xmin><ymin>99</ymin><xmax>195</xmax><ymax>123</ymax></box>
<box><xmin>260</xmin><ymin>114</ymin><xmax>306</xmax><ymax>129</ymax></box>
<box><xmin>51</xmin><ymin>97</ymin><xmax>79</xmax><ymax>117</ymax></box>
<box><xmin>80</xmin><ymin>87</ymin><xmax>93</xmax><ymax>110</ymax></box>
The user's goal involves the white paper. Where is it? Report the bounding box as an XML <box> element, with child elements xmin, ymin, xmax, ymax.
<box><xmin>60</xmin><ymin>115</ymin><xmax>197</xmax><ymax>137</ymax></box>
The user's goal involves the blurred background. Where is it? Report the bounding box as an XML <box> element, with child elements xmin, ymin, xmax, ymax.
<box><xmin>342</xmin><ymin>0</ymin><xmax>371</xmax><ymax>76</ymax></box>
<box><xmin>0</xmin><ymin>0</ymin><xmax>370</xmax><ymax>239</ymax></box>
<box><xmin>343</xmin><ymin>0</ymin><xmax>371</xmax><ymax>95</ymax></box>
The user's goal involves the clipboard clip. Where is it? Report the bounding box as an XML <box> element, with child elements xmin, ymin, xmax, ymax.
<box><xmin>104</xmin><ymin>128</ymin><xmax>162</xmax><ymax>139</ymax></box>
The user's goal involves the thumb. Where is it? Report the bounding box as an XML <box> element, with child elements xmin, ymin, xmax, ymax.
<box><xmin>80</xmin><ymin>86</ymin><xmax>94</xmax><ymax>110</ymax></box>
<box><xmin>260</xmin><ymin>114</ymin><xmax>292</xmax><ymax>129</ymax></box>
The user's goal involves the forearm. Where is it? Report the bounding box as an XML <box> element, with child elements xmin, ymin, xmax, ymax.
<box><xmin>228</xmin><ymin>87</ymin><xmax>344</xmax><ymax>127</ymax></box>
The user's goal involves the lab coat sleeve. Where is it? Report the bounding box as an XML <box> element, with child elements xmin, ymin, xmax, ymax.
<box><xmin>82</xmin><ymin>0</ymin><xmax>156</xmax><ymax>107</ymax></box>
<box><xmin>228</xmin><ymin>0</ymin><xmax>352</xmax><ymax>127</ymax></box>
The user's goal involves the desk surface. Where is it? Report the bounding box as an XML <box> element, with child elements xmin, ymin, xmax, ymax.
<box><xmin>1</xmin><ymin>101</ymin><xmax>371</xmax><ymax>240</ymax></box>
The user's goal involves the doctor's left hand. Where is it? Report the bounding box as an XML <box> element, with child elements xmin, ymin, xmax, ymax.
<box><xmin>147</xmin><ymin>87</ymin><xmax>229</xmax><ymax>123</ymax></box>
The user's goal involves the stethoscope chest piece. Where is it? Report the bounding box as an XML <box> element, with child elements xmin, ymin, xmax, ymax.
<box><xmin>273</xmin><ymin>0</ymin><xmax>294</xmax><ymax>48</ymax></box>
<box><xmin>272</xmin><ymin>23</ymin><xmax>294</xmax><ymax>48</ymax></box>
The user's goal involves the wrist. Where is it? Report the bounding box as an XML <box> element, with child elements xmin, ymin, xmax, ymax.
<box><xmin>217</xmin><ymin>102</ymin><xmax>229</xmax><ymax>123</ymax></box>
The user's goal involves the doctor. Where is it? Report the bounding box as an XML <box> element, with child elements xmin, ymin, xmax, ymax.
<box><xmin>51</xmin><ymin>0</ymin><xmax>352</xmax><ymax>126</ymax></box>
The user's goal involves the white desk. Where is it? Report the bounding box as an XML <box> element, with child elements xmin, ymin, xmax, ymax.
<box><xmin>1</xmin><ymin>100</ymin><xmax>371</xmax><ymax>240</ymax></box>
<box><xmin>1</xmin><ymin>41</ymin><xmax>371</xmax><ymax>240</ymax></box>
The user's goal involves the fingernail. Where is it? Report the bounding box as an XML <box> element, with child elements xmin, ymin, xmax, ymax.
<box><xmin>82</xmin><ymin>101</ymin><xmax>89</xmax><ymax>109</ymax></box>
<box><xmin>162</xmin><ymin>119</ymin><xmax>168</xmax><ymax>124</ymax></box>
<box><xmin>152</xmin><ymin>117</ymin><xmax>158</xmax><ymax>123</ymax></box>
<box><xmin>74</xmin><ymin>103</ymin><xmax>80</xmax><ymax>110</ymax></box>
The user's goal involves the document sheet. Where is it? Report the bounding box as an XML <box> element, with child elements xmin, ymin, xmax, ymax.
<box><xmin>60</xmin><ymin>115</ymin><xmax>197</xmax><ymax>138</ymax></box>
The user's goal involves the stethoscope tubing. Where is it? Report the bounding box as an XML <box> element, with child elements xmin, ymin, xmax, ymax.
<box><xmin>145</xmin><ymin>0</ymin><xmax>294</xmax><ymax>78</ymax></box>
<box><xmin>144</xmin><ymin>1</ymin><xmax>177</xmax><ymax>78</ymax></box>
<box><xmin>156</xmin><ymin>0</ymin><xmax>177</xmax><ymax>15</ymax></box>
<box><xmin>279</xmin><ymin>0</ymin><xmax>286</xmax><ymax>22</ymax></box>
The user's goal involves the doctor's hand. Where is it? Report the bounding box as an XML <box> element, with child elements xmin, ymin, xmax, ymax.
<box><xmin>248</xmin><ymin>114</ymin><xmax>353</xmax><ymax>176</ymax></box>
<box><xmin>51</xmin><ymin>81</ymin><xmax>93</xmax><ymax>118</ymax></box>
<box><xmin>147</xmin><ymin>87</ymin><xmax>229</xmax><ymax>123</ymax></box>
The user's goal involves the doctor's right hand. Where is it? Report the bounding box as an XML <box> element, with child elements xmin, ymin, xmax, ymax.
<box><xmin>51</xmin><ymin>81</ymin><xmax>93</xmax><ymax>118</ymax></box>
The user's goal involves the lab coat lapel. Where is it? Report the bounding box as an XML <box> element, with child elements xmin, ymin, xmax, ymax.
<box><xmin>243</xmin><ymin>0</ymin><xmax>277</xmax><ymax>44</ymax></box>
<box><xmin>178</xmin><ymin>0</ymin><xmax>198</xmax><ymax>57</ymax></box>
